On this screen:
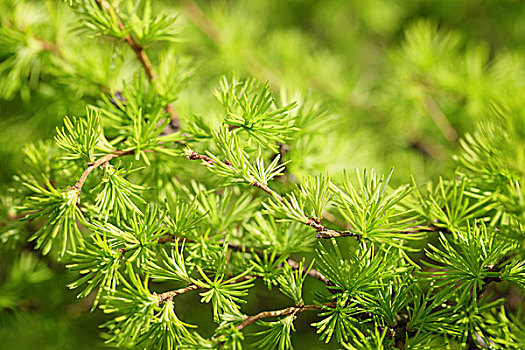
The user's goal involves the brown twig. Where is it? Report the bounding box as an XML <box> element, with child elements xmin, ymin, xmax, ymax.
<box><xmin>188</xmin><ymin>151</ymin><xmax>215</xmax><ymax>165</ymax></box>
<box><xmin>285</xmin><ymin>259</ymin><xmax>329</xmax><ymax>284</ymax></box>
<box><xmin>251</xmin><ymin>181</ymin><xmax>283</xmax><ymax>202</ymax></box>
<box><xmin>72</xmin><ymin>150</ymin><xmax>134</xmax><ymax>195</ymax></box>
<box><xmin>124</xmin><ymin>35</ymin><xmax>156</xmax><ymax>81</ymax></box>
<box><xmin>157</xmin><ymin>275</ymin><xmax>254</xmax><ymax>303</ymax></box>
<box><xmin>157</xmin><ymin>284</ymin><xmax>201</xmax><ymax>302</ymax></box>
<box><xmin>186</xmin><ymin>151</ymin><xmax>283</xmax><ymax>201</ymax></box>
<box><xmin>306</xmin><ymin>218</ymin><xmax>361</xmax><ymax>239</ymax></box>
<box><xmin>96</xmin><ymin>0</ymin><xmax>156</xmax><ymax>81</ymax></box>
<box><xmin>95</xmin><ymin>0</ymin><xmax>180</xmax><ymax>130</ymax></box>
<box><xmin>236</xmin><ymin>303</ymin><xmax>333</xmax><ymax>330</ymax></box>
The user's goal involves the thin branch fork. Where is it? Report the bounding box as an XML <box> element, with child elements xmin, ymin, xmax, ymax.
<box><xmin>251</xmin><ymin>181</ymin><xmax>283</xmax><ymax>202</ymax></box>
<box><xmin>186</xmin><ymin>151</ymin><xmax>283</xmax><ymax>201</ymax></box>
<box><xmin>188</xmin><ymin>151</ymin><xmax>215</xmax><ymax>165</ymax></box>
<box><xmin>72</xmin><ymin>150</ymin><xmax>134</xmax><ymax>195</ymax></box>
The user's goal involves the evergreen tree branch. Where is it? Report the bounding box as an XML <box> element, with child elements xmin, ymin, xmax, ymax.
<box><xmin>186</xmin><ymin>150</ymin><xmax>363</xmax><ymax>239</ymax></box>
<box><xmin>6</xmin><ymin>3</ymin><xmax>525</xmax><ymax>348</ymax></box>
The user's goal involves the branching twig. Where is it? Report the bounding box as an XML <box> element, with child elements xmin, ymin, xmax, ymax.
<box><xmin>186</xmin><ymin>150</ymin><xmax>362</xmax><ymax>239</ymax></box>
<box><xmin>186</xmin><ymin>151</ymin><xmax>283</xmax><ymax>201</ymax></box>
<box><xmin>72</xmin><ymin>150</ymin><xmax>134</xmax><ymax>195</ymax></box>
<box><xmin>188</xmin><ymin>151</ymin><xmax>215</xmax><ymax>165</ymax></box>
<box><xmin>251</xmin><ymin>180</ymin><xmax>283</xmax><ymax>202</ymax></box>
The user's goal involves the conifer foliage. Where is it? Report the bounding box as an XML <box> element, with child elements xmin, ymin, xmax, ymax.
<box><xmin>1</xmin><ymin>0</ymin><xmax>524</xmax><ymax>349</ymax></box>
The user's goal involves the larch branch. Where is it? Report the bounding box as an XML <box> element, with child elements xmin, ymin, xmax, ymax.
<box><xmin>156</xmin><ymin>234</ymin><xmax>331</xmax><ymax>284</ymax></box>
<box><xmin>186</xmin><ymin>150</ymin><xmax>362</xmax><ymax>239</ymax></box>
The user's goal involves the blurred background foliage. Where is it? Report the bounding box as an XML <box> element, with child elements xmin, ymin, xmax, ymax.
<box><xmin>1</xmin><ymin>0</ymin><xmax>525</xmax><ymax>348</ymax></box>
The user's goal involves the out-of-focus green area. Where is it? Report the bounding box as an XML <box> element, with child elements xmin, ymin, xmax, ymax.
<box><xmin>2</xmin><ymin>0</ymin><xmax>525</xmax><ymax>348</ymax></box>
